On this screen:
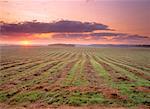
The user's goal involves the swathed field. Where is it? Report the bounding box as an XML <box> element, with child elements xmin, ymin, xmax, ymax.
<box><xmin>0</xmin><ymin>46</ymin><xmax>150</xmax><ymax>109</ymax></box>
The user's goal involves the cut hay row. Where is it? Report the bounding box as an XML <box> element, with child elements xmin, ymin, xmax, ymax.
<box><xmin>103</xmin><ymin>56</ymin><xmax>150</xmax><ymax>73</ymax></box>
<box><xmin>102</xmin><ymin>56</ymin><xmax>150</xmax><ymax>80</ymax></box>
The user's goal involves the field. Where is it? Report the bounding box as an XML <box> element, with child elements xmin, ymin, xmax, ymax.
<box><xmin>0</xmin><ymin>46</ymin><xmax>150</xmax><ymax>109</ymax></box>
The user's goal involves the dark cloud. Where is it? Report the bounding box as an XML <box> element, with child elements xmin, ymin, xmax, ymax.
<box><xmin>1</xmin><ymin>20</ymin><xmax>110</xmax><ymax>34</ymax></box>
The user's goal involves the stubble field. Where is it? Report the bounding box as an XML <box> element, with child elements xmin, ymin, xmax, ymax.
<box><xmin>0</xmin><ymin>46</ymin><xmax>150</xmax><ymax>109</ymax></box>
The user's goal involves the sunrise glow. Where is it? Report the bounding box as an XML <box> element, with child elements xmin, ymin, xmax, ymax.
<box><xmin>0</xmin><ymin>0</ymin><xmax>149</xmax><ymax>45</ymax></box>
<box><xmin>20</xmin><ymin>40</ymin><xmax>31</xmax><ymax>45</ymax></box>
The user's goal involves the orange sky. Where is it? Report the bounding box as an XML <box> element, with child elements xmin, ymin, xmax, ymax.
<box><xmin>0</xmin><ymin>0</ymin><xmax>150</xmax><ymax>45</ymax></box>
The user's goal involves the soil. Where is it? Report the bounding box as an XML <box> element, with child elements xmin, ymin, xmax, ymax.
<box><xmin>134</xmin><ymin>86</ymin><xmax>150</xmax><ymax>93</ymax></box>
<box><xmin>1</xmin><ymin>103</ymin><xmax>149</xmax><ymax>109</ymax></box>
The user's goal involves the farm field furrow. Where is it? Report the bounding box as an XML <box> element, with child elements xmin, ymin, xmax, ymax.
<box><xmin>101</xmin><ymin>56</ymin><xmax>150</xmax><ymax>80</ymax></box>
<box><xmin>104</xmin><ymin>56</ymin><xmax>150</xmax><ymax>72</ymax></box>
<box><xmin>0</xmin><ymin>46</ymin><xmax>150</xmax><ymax>109</ymax></box>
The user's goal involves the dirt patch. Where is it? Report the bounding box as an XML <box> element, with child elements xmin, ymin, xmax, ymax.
<box><xmin>134</xmin><ymin>86</ymin><xmax>150</xmax><ymax>93</ymax></box>
<box><xmin>101</xmin><ymin>87</ymin><xmax>127</xmax><ymax>100</ymax></box>
<box><xmin>116</xmin><ymin>76</ymin><xmax>131</xmax><ymax>82</ymax></box>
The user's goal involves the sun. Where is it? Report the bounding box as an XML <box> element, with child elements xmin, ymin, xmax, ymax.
<box><xmin>20</xmin><ymin>40</ymin><xmax>31</xmax><ymax>45</ymax></box>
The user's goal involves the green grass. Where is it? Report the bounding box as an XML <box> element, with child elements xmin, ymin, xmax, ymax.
<box><xmin>115</xmin><ymin>83</ymin><xmax>150</xmax><ymax>106</ymax></box>
<box><xmin>43</xmin><ymin>91</ymin><xmax>107</xmax><ymax>106</ymax></box>
<box><xmin>0</xmin><ymin>89</ymin><xmax>19</xmax><ymax>102</ymax></box>
<box><xmin>9</xmin><ymin>91</ymin><xmax>43</xmax><ymax>104</ymax></box>
<box><xmin>63</xmin><ymin>60</ymin><xmax>81</xmax><ymax>86</ymax></box>
<box><xmin>67</xmin><ymin>91</ymin><xmax>107</xmax><ymax>106</ymax></box>
<box><xmin>71</xmin><ymin>60</ymin><xmax>88</xmax><ymax>86</ymax></box>
<box><xmin>90</xmin><ymin>58</ymin><xmax>110</xmax><ymax>80</ymax></box>
<box><xmin>0</xmin><ymin>91</ymin><xmax>8</xmax><ymax>102</ymax></box>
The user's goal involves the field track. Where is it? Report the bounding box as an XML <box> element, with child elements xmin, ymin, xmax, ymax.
<box><xmin>0</xmin><ymin>46</ymin><xmax>150</xmax><ymax>109</ymax></box>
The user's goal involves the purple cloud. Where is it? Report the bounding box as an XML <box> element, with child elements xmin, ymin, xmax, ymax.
<box><xmin>1</xmin><ymin>20</ymin><xmax>110</xmax><ymax>34</ymax></box>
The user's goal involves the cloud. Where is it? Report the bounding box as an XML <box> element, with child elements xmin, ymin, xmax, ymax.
<box><xmin>52</xmin><ymin>32</ymin><xmax>150</xmax><ymax>43</ymax></box>
<box><xmin>121</xmin><ymin>34</ymin><xmax>149</xmax><ymax>40</ymax></box>
<box><xmin>111</xmin><ymin>34</ymin><xmax>150</xmax><ymax>44</ymax></box>
<box><xmin>1</xmin><ymin>20</ymin><xmax>149</xmax><ymax>44</ymax></box>
<box><xmin>90</xmin><ymin>32</ymin><xmax>126</xmax><ymax>37</ymax></box>
<box><xmin>52</xmin><ymin>32</ymin><xmax>126</xmax><ymax>39</ymax></box>
<box><xmin>1</xmin><ymin>20</ymin><xmax>110</xmax><ymax>34</ymax></box>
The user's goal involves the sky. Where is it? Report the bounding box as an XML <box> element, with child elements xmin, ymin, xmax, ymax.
<box><xmin>0</xmin><ymin>0</ymin><xmax>150</xmax><ymax>45</ymax></box>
